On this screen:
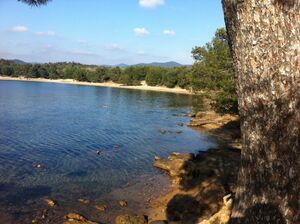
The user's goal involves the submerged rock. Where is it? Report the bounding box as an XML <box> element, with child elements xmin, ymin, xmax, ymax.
<box><xmin>34</xmin><ymin>163</ymin><xmax>44</xmax><ymax>170</ymax></box>
<box><xmin>115</xmin><ymin>214</ymin><xmax>148</xmax><ymax>224</ymax></box>
<box><xmin>113</xmin><ymin>144</ymin><xmax>121</xmax><ymax>150</ymax></box>
<box><xmin>96</xmin><ymin>150</ymin><xmax>101</xmax><ymax>155</ymax></box>
<box><xmin>64</xmin><ymin>213</ymin><xmax>98</xmax><ymax>224</ymax></box>
<box><xmin>78</xmin><ymin>198</ymin><xmax>90</xmax><ymax>204</ymax></box>
<box><xmin>119</xmin><ymin>200</ymin><xmax>127</xmax><ymax>208</ymax></box>
<box><xmin>44</xmin><ymin>198</ymin><xmax>56</xmax><ymax>207</ymax></box>
<box><xmin>95</xmin><ymin>204</ymin><xmax>107</xmax><ymax>212</ymax></box>
<box><xmin>154</xmin><ymin>153</ymin><xmax>194</xmax><ymax>184</ymax></box>
<box><xmin>159</xmin><ymin>129</ymin><xmax>168</xmax><ymax>134</ymax></box>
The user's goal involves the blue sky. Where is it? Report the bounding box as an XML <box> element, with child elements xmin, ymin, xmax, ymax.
<box><xmin>0</xmin><ymin>0</ymin><xmax>225</xmax><ymax>65</ymax></box>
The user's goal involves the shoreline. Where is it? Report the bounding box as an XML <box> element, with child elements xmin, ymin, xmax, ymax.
<box><xmin>0</xmin><ymin>76</ymin><xmax>194</xmax><ymax>95</ymax></box>
<box><xmin>147</xmin><ymin>111</ymin><xmax>241</xmax><ymax>223</ymax></box>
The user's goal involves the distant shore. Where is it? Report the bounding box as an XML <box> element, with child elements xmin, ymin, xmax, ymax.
<box><xmin>0</xmin><ymin>76</ymin><xmax>194</xmax><ymax>95</ymax></box>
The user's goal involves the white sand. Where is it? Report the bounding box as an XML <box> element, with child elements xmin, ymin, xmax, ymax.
<box><xmin>0</xmin><ymin>76</ymin><xmax>194</xmax><ymax>95</ymax></box>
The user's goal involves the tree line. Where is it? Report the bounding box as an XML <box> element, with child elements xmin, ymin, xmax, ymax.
<box><xmin>0</xmin><ymin>28</ymin><xmax>237</xmax><ymax>114</ymax></box>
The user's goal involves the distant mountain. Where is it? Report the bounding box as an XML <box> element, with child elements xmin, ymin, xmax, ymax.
<box><xmin>108</xmin><ymin>61</ymin><xmax>187</xmax><ymax>68</ymax></box>
<box><xmin>8</xmin><ymin>59</ymin><xmax>27</xmax><ymax>65</ymax></box>
<box><xmin>114</xmin><ymin>63</ymin><xmax>129</xmax><ymax>68</ymax></box>
<box><xmin>135</xmin><ymin>61</ymin><xmax>184</xmax><ymax>68</ymax></box>
<box><xmin>2</xmin><ymin>58</ymin><xmax>189</xmax><ymax>68</ymax></box>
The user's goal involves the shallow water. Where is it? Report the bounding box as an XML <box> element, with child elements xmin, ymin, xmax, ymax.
<box><xmin>0</xmin><ymin>80</ymin><xmax>216</xmax><ymax>223</ymax></box>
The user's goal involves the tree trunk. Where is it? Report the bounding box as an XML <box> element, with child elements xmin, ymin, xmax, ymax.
<box><xmin>221</xmin><ymin>0</ymin><xmax>299</xmax><ymax>223</ymax></box>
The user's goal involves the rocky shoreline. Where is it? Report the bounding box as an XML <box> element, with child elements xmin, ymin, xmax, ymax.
<box><xmin>112</xmin><ymin>111</ymin><xmax>241</xmax><ymax>224</ymax></box>
<box><xmin>29</xmin><ymin>111</ymin><xmax>241</xmax><ymax>224</ymax></box>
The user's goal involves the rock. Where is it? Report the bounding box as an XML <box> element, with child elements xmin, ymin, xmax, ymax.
<box><xmin>175</xmin><ymin>131</ymin><xmax>183</xmax><ymax>134</ymax></box>
<box><xmin>96</xmin><ymin>150</ymin><xmax>101</xmax><ymax>155</ymax></box>
<box><xmin>44</xmin><ymin>198</ymin><xmax>56</xmax><ymax>207</ymax></box>
<box><xmin>78</xmin><ymin>198</ymin><xmax>90</xmax><ymax>204</ymax></box>
<box><xmin>34</xmin><ymin>164</ymin><xmax>44</xmax><ymax>170</ymax></box>
<box><xmin>178</xmin><ymin>123</ymin><xmax>184</xmax><ymax>127</ymax></box>
<box><xmin>188</xmin><ymin>111</ymin><xmax>239</xmax><ymax>129</ymax></box>
<box><xmin>159</xmin><ymin>129</ymin><xmax>167</xmax><ymax>134</ymax></box>
<box><xmin>64</xmin><ymin>213</ymin><xmax>98</xmax><ymax>224</ymax></box>
<box><xmin>119</xmin><ymin>200</ymin><xmax>127</xmax><ymax>207</ymax></box>
<box><xmin>115</xmin><ymin>214</ymin><xmax>148</xmax><ymax>224</ymax></box>
<box><xmin>154</xmin><ymin>153</ymin><xmax>194</xmax><ymax>184</ymax></box>
<box><xmin>95</xmin><ymin>204</ymin><xmax>107</xmax><ymax>212</ymax></box>
<box><xmin>113</xmin><ymin>144</ymin><xmax>121</xmax><ymax>150</ymax></box>
<box><xmin>154</xmin><ymin>156</ymin><xmax>161</xmax><ymax>161</ymax></box>
<box><xmin>198</xmin><ymin>194</ymin><xmax>232</xmax><ymax>224</ymax></box>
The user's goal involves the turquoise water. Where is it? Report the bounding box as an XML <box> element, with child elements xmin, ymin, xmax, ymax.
<box><xmin>0</xmin><ymin>80</ymin><xmax>215</xmax><ymax>223</ymax></box>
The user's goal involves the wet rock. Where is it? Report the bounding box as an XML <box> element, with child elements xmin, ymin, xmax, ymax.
<box><xmin>175</xmin><ymin>131</ymin><xmax>182</xmax><ymax>134</ymax></box>
<box><xmin>34</xmin><ymin>163</ymin><xmax>44</xmax><ymax>170</ymax></box>
<box><xmin>64</xmin><ymin>213</ymin><xmax>98</xmax><ymax>224</ymax></box>
<box><xmin>154</xmin><ymin>156</ymin><xmax>161</xmax><ymax>161</ymax></box>
<box><xmin>96</xmin><ymin>150</ymin><xmax>101</xmax><ymax>155</ymax></box>
<box><xmin>159</xmin><ymin>129</ymin><xmax>168</xmax><ymax>134</ymax></box>
<box><xmin>154</xmin><ymin>152</ymin><xmax>194</xmax><ymax>181</ymax></box>
<box><xmin>95</xmin><ymin>204</ymin><xmax>107</xmax><ymax>212</ymax></box>
<box><xmin>115</xmin><ymin>214</ymin><xmax>148</xmax><ymax>224</ymax></box>
<box><xmin>119</xmin><ymin>200</ymin><xmax>127</xmax><ymax>208</ymax></box>
<box><xmin>44</xmin><ymin>198</ymin><xmax>56</xmax><ymax>207</ymax></box>
<box><xmin>154</xmin><ymin>153</ymin><xmax>195</xmax><ymax>185</ymax></box>
<box><xmin>177</xmin><ymin>123</ymin><xmax>184</xmax><ymax>127</ymax></box>
<box><xmin>78</xmin><ymin>198</ymin><xmax>90</xmax><ymax>204</ymax></box>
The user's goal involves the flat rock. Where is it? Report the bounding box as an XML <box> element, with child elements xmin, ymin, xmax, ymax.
<box><xmin>154</xmin><ymin>153</ymin><xmax>194</xmax><ymax>181</ymax></box>
<box><xmin>115</xmin><ymin>214</ymin><xmax>148</xmax><ymax>224</ymax></box>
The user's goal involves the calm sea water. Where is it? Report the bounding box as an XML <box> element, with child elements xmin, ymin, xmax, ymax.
<box><xmin>0</xmin><ymin>80</ymin><xmax>215</xmax><ymax>223</ymax></box>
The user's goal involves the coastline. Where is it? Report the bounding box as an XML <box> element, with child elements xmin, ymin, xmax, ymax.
<box><xmin>147</xmin><ymin>111</ymin><xmax>241</xmax><ymax>223</ymax></box>
<box><xmin>0</xmin><ymin>76</ymin><xmax>194</xmax><ymax>95</ymax></box>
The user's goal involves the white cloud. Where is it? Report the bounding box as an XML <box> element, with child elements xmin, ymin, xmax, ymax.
<box><xmin>137</xmin><ymin>50</ymin><xmax>145</xmax><ymax>55</ymax></box>
<box><xmin>139</xmin><ymin>0</ymin><xmax>164</xmax><ymax>8</ymax></box>
<box><xmin>11</xmin><ymin>26</ymin><xmax>28</xmax><ymax>33</ymax></box>
<box><xmin>163</xmin><ymin>29</ymin><xmax>176</xmax><ymax>36</ymax></box>
<box><xmin>133</xmin><ymin>27</ymin><xmax>150</xmax><ymax>37</ymax></box>
<box><xmin>106</xmin><ymin>43</ymin><xmax>125</xmax><ymax>51</ymax></box>
<box><xmin>36</xmin><ymin>31</ymin><xmax>55</xmax><ymax>36</ymax></box>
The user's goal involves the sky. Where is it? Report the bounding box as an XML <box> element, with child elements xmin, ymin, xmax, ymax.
<box><xmin>0</xmin><ymin>0</ymin><xmax>225</xmax><ymax>65</ymax></box>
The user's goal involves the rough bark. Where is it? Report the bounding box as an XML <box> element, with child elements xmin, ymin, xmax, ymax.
<box><xmin>221</xmin><ymin>0</ymin><xmax>299</xmax><ymax>223</ymax></box>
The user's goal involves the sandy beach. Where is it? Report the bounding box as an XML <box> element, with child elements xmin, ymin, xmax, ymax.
<box><xmin>0</xmin><ymin>76</ymin><xmax>193</xmax><ymax>95</ymax></box>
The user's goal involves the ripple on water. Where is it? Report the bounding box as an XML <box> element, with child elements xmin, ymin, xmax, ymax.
<box><xmin>0</xmin><ymin>81</ymin><xmax>216</xmax><ymax>223</ymax></box>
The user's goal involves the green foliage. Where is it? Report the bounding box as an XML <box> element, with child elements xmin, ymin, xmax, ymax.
<box><xmin>191</xmin><ymin>28</ymin><xmax>238</xmax><ymax>114</ymax></box>
<box><xmin>145</xmin><ymin>67</ymin><xmax>163</xmax><ymax>86</ymax></box>
<box><xmin>19</xmin><ymin>0</ymin><xmax>50</xmax><ymax>6</ymax></box>
<box><xmin>1</xmin><ymin>66</ymin><xmax>14</xmax><ymax>76</ymax></box>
